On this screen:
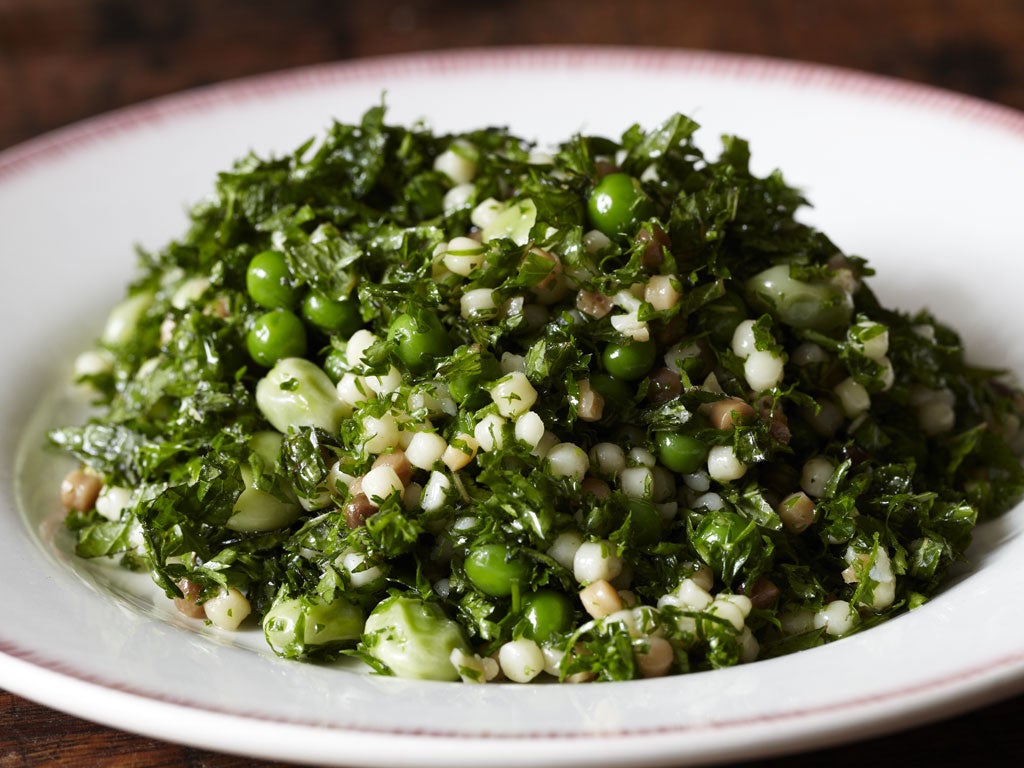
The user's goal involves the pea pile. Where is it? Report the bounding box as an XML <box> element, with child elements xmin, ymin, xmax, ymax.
<box><xmin>52</xmin><ymin>108</ymin><xmax>1024</xmax><ymax>683</ymax></box>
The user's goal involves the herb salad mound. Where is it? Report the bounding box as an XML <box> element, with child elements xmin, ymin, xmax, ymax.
<box><xmin>51</xmin><ymin>107</ymin><xmax>1024</xmax><ymax>683</ymax></box>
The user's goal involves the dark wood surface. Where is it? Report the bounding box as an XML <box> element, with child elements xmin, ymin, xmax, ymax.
<box><xmin>3</xmin><ymin>1</ymin><xmax>1024</xmax><ymax>765</ymax></box>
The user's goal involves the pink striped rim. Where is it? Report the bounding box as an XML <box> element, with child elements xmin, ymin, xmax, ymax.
<box><xmin>2</xmin><ymin>45</ymin><xmax>1024</xmax><ymax>184</ymax></box>
<box><xmin>1</xmin><ymin>632</ymin><xmax>1023</xmax><ymax>740</ymax></box>
<box><xmin>4</xmin><ymin>45</ymin><xmax>1024</xmax><ymax>745</ymax></box>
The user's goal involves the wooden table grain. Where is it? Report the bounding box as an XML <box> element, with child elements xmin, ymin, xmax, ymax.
<box><xmin>3</xmin><ymin>1</ymin><xmax>1024</xmax><ymax>765</ymax></box>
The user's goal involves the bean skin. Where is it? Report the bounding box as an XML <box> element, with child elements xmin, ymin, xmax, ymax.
<box><xmin>59</xmin><ymin>469</ymin><xmax>102</xmax><ymax>512</ymax></box>
<box><xmin>345</xmin><ymin>493</ymin><xmax>375</xmax><ymax>528</ymax></box>
<box><xmin>647</xmin><ymin>367</ymin><xmax>682</xmax><ymax>405</ymax></box>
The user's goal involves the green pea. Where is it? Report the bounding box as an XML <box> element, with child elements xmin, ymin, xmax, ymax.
<box><xmin>587</xmin><ymin>173</ymin><xmax>654</xmax><ymax>237</ymax></box>
<box><xmin>322</xmin><ymin>345</ymin><xmax>348</xmax><ymax>383</ymax></box>
<box><xmin>521</xmin><ymin>590</ymin><xmax>575</xmax><ymax>641</ymax></box>
<box><xmin>247</xmin><ymin>309</ymin><xmax>307</xmax><ymax>367</ymax></box>
<box><xmin>464</xmin><ymin>543</ymin><xmax>530</xmax><ymax>597</ymax></box>
<box><xmin>388</xmin><ymin>311</ymin><xmax>452</xmax><ymax>373</ymax></box>
<box><xmin>603</xmin><ymin>340</ymin><xmax>657</xmax><ymax>381</ymax></box>
<box><xmin>301</xmin><ymin>292</ymin><xmax>362</xmax><ymax>335</ymax></box>
<box><xmin>625</xmin><ymin>498</ymin><xmax>663</xmax><ymax>547</ymax></box>
<box><xmin>656</xmin><ymin>432</ymin><xmax>708</xmax><ymax>474</ymax></box>
<box><xmin>247</xmin><ymin>250</ymin><xmax>298</xmax><ymax>310</ymax></box>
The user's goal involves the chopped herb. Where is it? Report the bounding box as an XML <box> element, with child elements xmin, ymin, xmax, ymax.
<box><xmin>49</xmin><ymin>107</ymin><xmax>1024</xmax><ymax>684</ymax></box>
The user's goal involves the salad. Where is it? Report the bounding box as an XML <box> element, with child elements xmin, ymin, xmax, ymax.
<box><xmin>50</xmin><ymin>106</ymin><xmax>1024</xmax><ymax>684</ymax></box>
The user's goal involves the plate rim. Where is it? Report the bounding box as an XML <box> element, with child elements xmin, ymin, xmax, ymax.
<box><xmin>3</xmin><ymin>44</ymin><xmax>1024</xmax><ymax>180</ymax></box>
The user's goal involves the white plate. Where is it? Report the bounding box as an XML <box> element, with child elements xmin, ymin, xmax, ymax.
<box><xmin>2</xmin><ymin>47</ymin><xmax>1024</xmax><ymax>767</ymax></box>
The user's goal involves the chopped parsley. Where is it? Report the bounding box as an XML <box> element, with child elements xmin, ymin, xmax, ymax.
<box><xmin>49</xmin><ymin>106</ymin><xmax>1024</xmax><ymax>683</ymax></box>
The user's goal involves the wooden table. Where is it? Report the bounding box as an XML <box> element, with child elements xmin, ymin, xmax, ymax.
<box><xmin>3</xmin><ymin>1</ymin><xmax>1023</xmax><ymax>765</ymax></box>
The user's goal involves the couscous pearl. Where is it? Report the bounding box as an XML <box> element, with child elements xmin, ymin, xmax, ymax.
<box><xmin>659</xmin><ymin>578</ymin><xmax>712</xmax><ymax>611</ymax></box>
<box><xmin>449</xmin><ymin>648</ymin><xmax>487</xmax><ymax>684</ymax></box>
<box><xmin>690</xmin><ymin>563</ymin><xmax>714</xmax><ymax>592</ymax></box>
<box><xmin>806</xmin><ymin>399</ymin><xmax>844</xmax><ymax>437</ymax></box>
<box><xmin>777</xmin><ymin>491</ymin><xmax>816</xmax><ymax>533</ymax></box>
<box><xmin>731</xmin><ymin>319</ymin><xmax>758</xmax><ymax>359</ymax></box>
<box><xmin>683</xmin><ymin>470</ymin><xmax>711</xmax><ymax>492</ymax></box>
<box><xmin>691</xmin><ymin>491</ymin><xmax>725</xmax><ymax>511</ymax></box>
<box><xmin>619</xmin><ymin>466</ymin><xmax>654</xmax><ymax>499</ymax></box>
<box><xmin>514</xmin><ymin>411</ymin><xmax>545</xmax><ymax>448</ymax></box>
<box><xmin>644</xmin><ymin>275</ymin><xmax>681</xmax><ymax>312</ymax></box>
<box><xmin>801</xmin><ymin>456</ymin><xmax>835</xmax><ymax>498</ymax></box>
<box><xmin>650</xmin><ymin>466</ymin><xmax>676</xmax><ymax>503</ymax></box>
<box><xmin>361</xmin><ymin>465</ymin><xmax>404</xmax><ymax>503</ymax></box>
<box><xmin>582</xmin><ymin>229</ymin><xmax>612</xmax><ymax>254</ymax></box>
<box><xmin>542</xmin><ymin>645</ymin><xmax>565</xmax><ymax>677</ymax></box>
<box><xmin>919</xmin><ymin>400</ymin><xmax>956</xmax><ymax>435</ymax></box>
<box><xmin>709</xmin><ymin>599</ymin><xmax>746</xmax><ymax>631</ymax></box>
<box><xmin>498</xmin><ymin>639</ymin><xmax>545</xmax><ymax>683</ymax></box>
<box><xmin>461</xmin><ymin>288</ymin><xmax>498</xmax><ymax>321</ymax></box>
<box><xmin>346</xmin><ymin>329</ymin><xmax>379</xmax><ymax>368</ymax></box>
<box><xmin>720</xmin><ymin>593</ymin><xmax>753</xmax><ymax>617</ymax></box>
<box><xmin>171</xmin><ymin>276</ymin><xmax>210</xmax><ymax>309</ymax></box>
<box><xmin>740</xmin><ymin>627</ymin><xmax>760</xmax><ymax>663</ymax></box>
<box><xmin>707</xmin><ymin>445</ymin><xmax>747</xmax><ymax>482</ymax></box>
<box><xmin>364</xmin><ymin>365</ymin><xmax>403</xmax><ymax>395</ymax></box>
<box><xmin>877</xmin><ymin>356</ymin><xmax>896</xmax><ymax>391</ymax></box>
<box><xmin>533</xmin><ymin>430</ymin><xmax>559</xmax><ymax>459</ymax></box>
<box><xmin>853</xmin><ymin>321</ymin><xmax>889</xmax><ymax>360</ymax></box>
<box><xmin>362</xmin><ymin>413</ymin><xmax>401</xmax><ymax>455</ymax></box>
<box><xmin>792</xmin><ymin>342</ymin><xmax>828</xmax><ymax>366</ymax></box>
<box><xmin>470</xmin><ymin>197</ymin><xmax>503</xmax><ymax>229</ymax></box>
<box><xmin>203</xmin><ymin>588</ymin><xmax>252</xmax><ymax>631</ymax></box>
<box><xmin>813</xmin><ymin>600</ymin><xmax>856</xmax><ymax>636</ymax></box>
<box><xmin>442</xmin><ymin>434</ymin><xmax>478</xmax><ymax>471</ymax></box>
<box><xmin>628</xmin><ymin>447</ymin><xmax>656</xmax><ymax>468</ymax></box>
<box><xmin>744</xmin><ymin>350</ymin><xmax>785</xmax><ymax>391</ymax></box>
<box><xmin>442</xmin><ymin>183</ymin><xmax>475</xmax><ymax>214</ymax></box>
<box><xmin>547</xmin><ymin>531</ymin><xmax>584</xmax><ymax>570</ymax></box>
<box><xmin>337</xmin><ymin>373</ymin><xmax>371</xmax><ymax>409</ymax></box>
<box><xmin>473</xmin><ymin>413</ymin><xmax>507</xmax><ymax>452</ymax></box>
<box><xmin>834</xmin><ymin>377</ymin><xmax>870</xmax><ymax>418</ymax></box>
<box><xmin>405</xmin><ymin>431</ymin><xmax>448</xmax><ymax>470</ymax></box>
<box><xmin>589</xmin><ymin>442</ymin><xmax>627</xmax><ymax>479</ymax></box>
<box><xmin>95</xmin><ymin>486</ymin><xmax>133</xmax><ymax>521</ymax></box>
<box><xmin>500</xmin><ymin>352</ymin><xmax>527</xmax><ymax>373</ymax></box>
<box><xmin>636</xmin><ymin>636</ymin><xmax>675</xmax><ymax>679</ymax></box>
<box><xmin>605</xmin><ymin>608</ymin><xmax>641</xmax><ymax>636</ymax></box>
<box><xmin>342</xmin><ymin>552</ymin><xmax>383</xmax><ymax>589</ymax></box>
<box><xmin>434</xmin><ymin>146</ymin><xmax>477</xmax><ymax>185</ymax></box>
<box><xmin>780</xmin><ymin>608</ymin><xmax>816</xmax><ymax>635</ymax></box>
<box><xmin>573</xmin><ymin>540</ymin><xmax>623</xmax><ymax>585</ymax></box>
<box><xmin>443</xmin><ymin>236</ymin><xmax>486</xmax><ymax>276</ymax></box>
<box><xmin>490</xmin><ymin>372</ymin><xmax>539</xmax><ymax>418</ymax></box>
<box><xmin>579</xmin><ymin>579</ymin><xmax>624</xmax><ymax>619</ymax></box>
<box><xmin>546</xmin><ymin>442</ymin><xmax>589</xmax><ymax>482</ymax></box>
<box><xmin>73</xmin><ymin>349</ymin><xmax>114</xmax><ymax>379</ymax></box>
